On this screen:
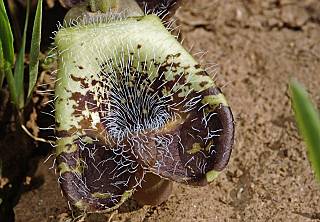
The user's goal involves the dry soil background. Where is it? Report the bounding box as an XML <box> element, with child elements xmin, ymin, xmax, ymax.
<box><xmin>14</xmin><ymin>0</ymin><xmax>320</xmax><ymax>221</ymax></box>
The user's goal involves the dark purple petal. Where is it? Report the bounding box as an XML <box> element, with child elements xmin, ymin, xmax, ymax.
<box><xmin>128</xmin><ymin>84</ymin><xmax>234</xmax><ymax>186</ymax></box>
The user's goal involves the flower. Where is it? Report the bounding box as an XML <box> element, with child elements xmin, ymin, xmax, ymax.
<box><xmin>54</xmin><ymin>13</ymin><xmax>234</xmax><ymax>213</ymax></box>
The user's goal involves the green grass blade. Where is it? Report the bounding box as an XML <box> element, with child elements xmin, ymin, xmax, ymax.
<box><xmin>0</xmin><ymin>40</ymin><xmax>4</xmax><ymax>87</ymax></box>
<box><xmin>0</xmin><ymin>0</ymin><xmax>14</xmax><ymax>66</ymax></box>
<box><xmin>14</xmin><ymin>0</ymin><xmax>30</xmax><ymax>109</ymax></box>
<box><xmin>0</xmin><ymin>1</ymin><xmax>17</xmax><ymax>104</ymax></box>
<box><xmin>290</xmin><ymin>79</ymin><xmax>320</xmax><ymax>182</ymax></box>
<box><xmin>27</xmin><ymin>0</ymin><xmax>42</xmax><ymax>99</ymax></box>
<box><xmin>4</xmin><ymin>65</ymin><xmax>17</xmax><ymax>104</ymax></box>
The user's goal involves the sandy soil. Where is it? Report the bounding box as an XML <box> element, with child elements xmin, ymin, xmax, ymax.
<box><xmin>13</xmin><ymin>0</ymin><xmax>320</xmax><ymax>221</ymax></box>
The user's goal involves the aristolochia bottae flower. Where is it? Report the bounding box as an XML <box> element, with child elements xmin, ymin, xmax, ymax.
<box><xmin>54</xmin><ymin>4</ymin><xmax>234</xmax><ymax>213</ymax></box>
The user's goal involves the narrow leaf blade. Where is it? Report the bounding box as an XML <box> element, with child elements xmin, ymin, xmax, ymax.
<box><xmin>28</xmin><ymin>0</ymin><xmax>42</xmax><ymax>99</ymax></box>
<box><xmin>14</xmin><ymin>0</ymin><xmax>30</xmax><ymax>109</ymax></box>
<box><xmin>0</xmin><ymin>40</ymin><xmax>4</xmax><ymax>87</ymax></box>
<box><xmin>4</xmin><ymin>65</ymin><xmax>17</xmax><ymax>104</ymax></box>
<box><xmin>0</xmin><ymin>0</ymin><xmax>17</xmax><ymax>105</ymax></box>
<box><xmin>0</xmin><ymin>0</ymin><xmax>14</xmax><ymax>65</ymax></box>
<box><xmin>14</xmin><ymin>45</ymin><xmax>26</xmax><ymax>108</ymax></box>
<box><xmin>290</xmin><ymin>79</ymin><xmax>320</xmax><ymax>182</ymax></box>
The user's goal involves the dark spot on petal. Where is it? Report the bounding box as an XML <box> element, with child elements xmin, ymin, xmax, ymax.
<box><xmin>70</xmin><ymin>74</ymin><xmax>89</xmax><ymax>88</ymax></box>
<box><xmin>56</xmin><ymin>127</ymin><xmax>78</xmax><ymax>138</ymax></box>
<box><xmin>194</xmin><ymin>64</ymin><xmax>201</xmax><ymax>69</ymax></box>
<box><xmin>199</xmin><ymin>81</ymin><xmax>209</xmax><ymax>88</ymax></box>
<box><xmin>91</xmin><ymin>80</ymin><xmax>98</xmax><ymax>86</ymax></box>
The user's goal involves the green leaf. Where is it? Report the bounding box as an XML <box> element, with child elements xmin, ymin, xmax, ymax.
<box><xmin>27</xmin><ymin>0</ymin><xmax>42</xmax><ymax>99</ymax></box>
<box><xmin>14</xmin><ymin>0</ymin><xmax>30</xmax><ymax>109</ymax></box>
<box><xmin>290</xmin><ymin>79</ymin><xmax>320</xmax><ymax>182</ymax></box>
<box><xmin>0</xmin><ymin>0</ymin><xmax>14</xmax><ymax>66</ymax></box>
<box><xmin>0</xmin><ymin>40</ymin><xmax>4</xmax><ymax>87</ymax></box>
<box><xmin>4</xmin><ymin>67</ymin><xmax>18</xmax><ymax>105</ymax></box>
<box><xmin>0</xmin><ymin>3</ymin><xmax>17</xmax><ymax>104</ymax></box>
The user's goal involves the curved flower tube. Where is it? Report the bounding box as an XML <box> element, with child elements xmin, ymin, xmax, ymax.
<box><xmin>54</xmin><ymin>11</ymin><xmax>234</xmax><ymax>213</ymax></box>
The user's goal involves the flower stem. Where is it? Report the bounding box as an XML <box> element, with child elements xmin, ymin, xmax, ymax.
<box><xmin>88</xmin><ymin>0</ymin><xmax>97</xmax><ymax>12</ymax></box>
<box><xmin>65</xmin><ymin>0</ymin><xmax>143</xmax><ymax>24</ymax></box>
<box><xmin>88</xmin><ymin>0</ymin><xmax>118</xmax><ymax>12</ymax></box>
